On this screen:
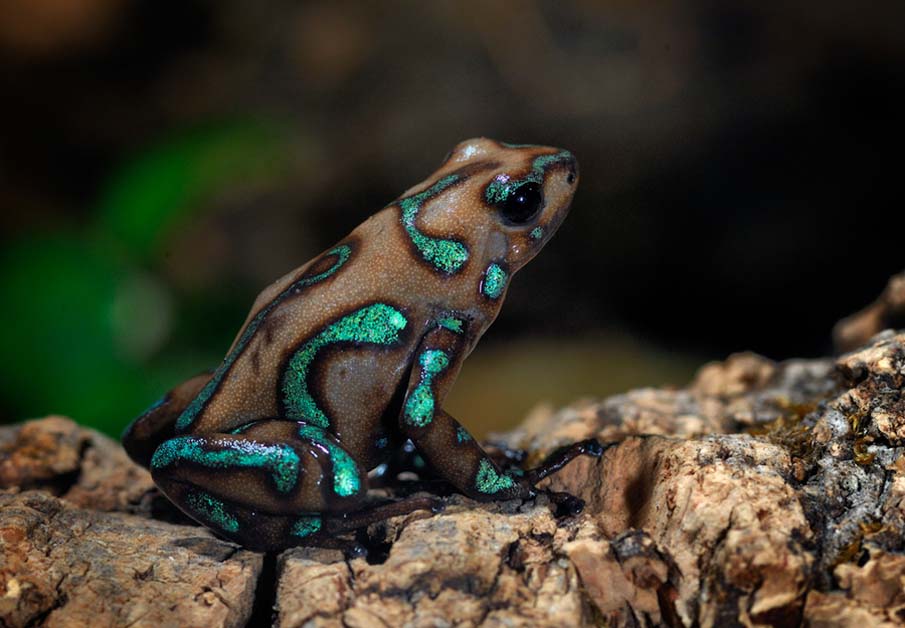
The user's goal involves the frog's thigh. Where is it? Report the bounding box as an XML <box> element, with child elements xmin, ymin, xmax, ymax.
<box><xmin>150</xmin><ymin>420</ymin><xmax>367</xmax><ymax>546</ymax></box>
<box><xmin>122</xmin><ymin>370</ymin><xmax>213</xmax><ymax>468</ymax></box>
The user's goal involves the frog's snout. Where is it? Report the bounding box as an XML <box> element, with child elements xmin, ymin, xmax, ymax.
<box><xmin>566</xmin><ymin>158</ymin><xmax>579</xmax><ymax>186</ymax></box>
<box><xmin>553</xmin><ymin>150</ymin><xmax>578</xmax><ymax>187</ymax></box>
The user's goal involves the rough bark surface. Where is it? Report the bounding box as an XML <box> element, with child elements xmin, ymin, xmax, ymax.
<box><xmin>834</xmin><ymin>269</ymin><xmax>905</xmax><ymax>352</ymax></box>
<box><xmin>0</xmin><ymin>418</ymin><xmax>262</xmax><ymax>627</ymax></box>
<box><xmin>3</xmin><ymin>329</ymin><xmax>905</xmax><ymax>625</ymax></box>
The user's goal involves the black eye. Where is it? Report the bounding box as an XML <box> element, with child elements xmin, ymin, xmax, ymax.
<box><xmin>498</xmin><ymin>182</ymin><xmax>543</xmax><ymax>224</ymax></box>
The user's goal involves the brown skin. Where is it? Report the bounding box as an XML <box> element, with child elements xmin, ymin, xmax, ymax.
<box><xmin>122</xmin><ymin>138</ymin><xmax>599</xmax><ymax>551</ymax></box>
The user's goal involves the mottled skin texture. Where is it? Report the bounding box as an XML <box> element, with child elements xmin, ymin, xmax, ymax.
<box><xmin>123</xmin><ymin>138</ymin><xmax>597</xmax><ymax>551</ymax></box>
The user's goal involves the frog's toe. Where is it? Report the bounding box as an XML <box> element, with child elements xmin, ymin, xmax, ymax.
<box><xmin>547</xmin><ymin>490</ymin><xmax>585</xmax><ymax>518</ymax></box>
<box><xmin>344</xmin><ymin>541</ymin><xmax>369</xmax><ymax>560</ymax></box>
<box><xmin>584</xmin><ymin>438</ymin><xmax>605</xmax><ymax>457</ymax></box>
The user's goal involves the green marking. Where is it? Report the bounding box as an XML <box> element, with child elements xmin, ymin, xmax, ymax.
<box><xmin>176</xmin><ymin>245</ymin><xmax>352</xmax><ymax>432</ymax></box>
<box><xmin>532</xmin><ymin>151</ymin><xmax>574</xmax><ymax>172</ymax></box>
<box><xmin>399</xmin><ymin>175</ymin><xmax>469</xmax><ymax>274</ymax></box>
<box><xmin>475</xmin><ymin>459</ymin><xmax>516</xmax><ymax>495</ymax></box>
<box><xmin>282</xmin><ymin>303</ymin><xmax>408</xmax><ymax>427</ymax></box>
<box><xmin>291</xmin><ymin>515</ymin><xmax>322</xmax><ymax>538</ymax></box>
<box><xmin>375</xmin><ymin>436</ymin><xmax>389</xmax><ymax>449</ymax></box>
<box><xmin>481</xmin><ymin>263</ymin><xmax>507</xmax><ymax>300</ymax></box>
<box><xmin>501</xmin><ymin>142</ymin><xmax>543</xmax><ymax>149</ymax></box>
<box><xmin>484</xmin><ymin>150</ymin><xmax>574</xmax><ymax>206</ymax></box>
<box><xmin>185</xmin><ymin>491</ymin><xmax>239</xmax><ymax>533</ymax></box>
<box><xmin>456</xmin><ymin>426</ymin><xmax>472</xmax><ymax>443</ymax></box>
<box><xmin>298</xmin><ymin>425</ymin><xmax>361</xmax><ymax>497</ymax></box>
<box><xmin>152</xmin><ymin>437</ymin><xmax>300</xmax><ymax>493</ymax></box>
<box><xmin>484</xmin><ymin>175</ymin><xmax>517</xmax><ymax>205</ymax></box>
<box><xmin>437</xmin><ymin>316</ymin><xmax>464</xmax><ymax>334</ymax></box>
<box><xmin>404</xmin><ymin>349</ymin><xmax>450</xmax><ymax>428</ymax></box>
<box><xmin>529</xmin><ymin>226</ymin><xmax>544</xmax><ymax>240</ymax></box>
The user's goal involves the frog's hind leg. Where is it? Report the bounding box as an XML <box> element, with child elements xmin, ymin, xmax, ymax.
<box><xmin>149</xmin><ymin>419</ymin><xmax>378</xmax><ymax>551</ymax></box>
<box><xmin>122</xmin><ymin>370</ymin><xmax>213</xmax><ymax>468</ymax></box>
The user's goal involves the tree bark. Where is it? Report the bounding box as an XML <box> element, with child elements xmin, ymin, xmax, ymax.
<box><xmin>3</xmin><ymin>284</ymin><xmax>905</xmax><ymax>626</ymax></box>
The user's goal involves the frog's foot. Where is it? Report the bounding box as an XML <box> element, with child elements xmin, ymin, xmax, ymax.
<box><xmin>525</xmin><ymin>438</ymin><xmax>607</xmax><ymax>484</ymax></box>
<box><xmin>520</xmin><ymin>438</ymin><xmax>611</xmax><ymax>518</ymax></box>
<box><xmin>543</xmin><ymin>489</ymin><xmax>586</xmax><ymax>517</ymax></box>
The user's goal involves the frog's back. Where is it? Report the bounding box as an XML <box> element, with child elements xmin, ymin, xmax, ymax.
<box><xmin>185</xmin><ymin>213</ymin><xmax>428</xmax><ymax>438</ymax></box>
<box><xmin>159</xmin><ymin>138</ymin><xmax>578</xmax><ymax>453</ymax></box>
<box><xmin>121</xmin><ymin>138</ymin><xmax>589</xmax><ymax>553</ymax></box>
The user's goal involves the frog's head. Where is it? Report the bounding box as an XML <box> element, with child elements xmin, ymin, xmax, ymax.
<box><xmin>440</xmin><ymin>137</ymin><xmax>578</xmax><ymax>273</ymax></box>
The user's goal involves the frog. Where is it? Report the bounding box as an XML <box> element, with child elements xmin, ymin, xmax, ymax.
<box><xmin>122</xmin><ymin>138</ymin><xmax>603</xmax><ymax>552</ymax></box>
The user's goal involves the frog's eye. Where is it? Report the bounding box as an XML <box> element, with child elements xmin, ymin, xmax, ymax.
<box><xmin>498</xmin><ymin>182</ymin><xmax>544</xmax><ymax>225</ymax></box>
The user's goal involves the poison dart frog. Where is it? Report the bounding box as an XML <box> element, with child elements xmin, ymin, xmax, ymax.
<box><xmin>123</xmin><ymin>138</ymin><xmax>603</xmax><ymax>551</ymax></box>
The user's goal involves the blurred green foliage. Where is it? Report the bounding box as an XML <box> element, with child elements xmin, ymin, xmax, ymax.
<box><xmin>0</xmin><ymin>119</ymin><xmax>290</xmax><ymax>435</ymax></box>
<box><xmin>96</xmin><ymin>121</ymin><xmax>289</xmax><ymax>261</ymax></box>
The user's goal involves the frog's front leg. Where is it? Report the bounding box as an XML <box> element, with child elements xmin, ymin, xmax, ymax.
<box><xmin>397</xmin><ymin>322</ymin><xmax>538</xmax><ymax>501</ymax></box>
<box><xmin>399</xmin><ymin>321</ymin><xmax>605</xmax><ymax>505</ymax></box>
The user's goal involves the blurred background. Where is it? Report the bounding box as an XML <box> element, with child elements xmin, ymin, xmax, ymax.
<box><xmin>1</xmin><ymin>0</ymin><xmax>903</xmax><ymax>438</ymax></box>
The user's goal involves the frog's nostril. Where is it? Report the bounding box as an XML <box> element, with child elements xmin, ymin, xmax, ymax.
<box><xmin>563</xmin><ymin>154</ymin><xmax>578</xmax><ymax>184</ymax></box>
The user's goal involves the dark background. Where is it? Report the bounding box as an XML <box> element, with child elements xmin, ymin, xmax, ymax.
<box><xmin>2</xmin><ymin>0</ymin><xmax>903</xmax><ymax>437</ymax></box>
